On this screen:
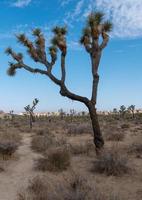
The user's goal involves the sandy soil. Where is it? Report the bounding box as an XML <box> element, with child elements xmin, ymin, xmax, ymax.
<box><xmin>0</xmin><ymin>118</ymin><xmax>142</xmax><ymax>200</ymax></box>
<box><xmin>0</xmin><ymin>133</ymin><xmax>40</xmax><ymax>200</ymax></box>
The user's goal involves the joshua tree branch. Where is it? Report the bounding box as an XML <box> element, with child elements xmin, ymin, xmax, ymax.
<box><xmin>99</xmin><ymin>33</ymin><xmax>109</xmax><ymax>50</ymax></box>
<box><xmin>21</xmin><ymin>63</ymin><xmax>48</xmax><ymax>75</ymax></box>
<box><xmin>61</xmin><ymin>53</ymin><xmax>66</xmax><ymax>83</ymax></box>
<box><xmin>60</xmin><ymin>84</ymin><xmax>89</xmax><ymax>105</ymax></box>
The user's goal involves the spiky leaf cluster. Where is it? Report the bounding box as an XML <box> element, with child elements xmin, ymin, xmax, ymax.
<box><xmin>49</xmin><ymin>46</ymin><xmax>57</xmax><ymax>62</ymax></box>
<box><xmin>51</xmin><ymin>26</ymin><xmax>67</xmax><ymax>55</ymax></box>
<box><xmin>5</xmin><ymin>48</ymin><xmax>23</xmax><ymax>62</ymax></box>
<box><xmin>24</xmin><ymin>105</ymin><xmax>30</xmax><ymax>112</ymax></box>
<box><xmin>16</xmin><ymin>34</ymin><xmax>39</xmax><ymax>62</ymax></box>
<box><xmin>7</xmin><ymin>63</ymin><xmax>16</xmax><ymax>76</ymax></box>
<box><xmin>33</xmin><ymin>29</ymin><xmax>46</xmax><ymax>61</ymax></box>
<box><xmin>103</xmin><ymin>21</ymin><xmax>113</xmax><ymax>32</ymax></box>
<box><xmin>88</xmin><ymin>11</ymin><xmax>104</xmax><ymax>27</ymax></box>
<box><xmin>80</xmin><ymin>11</ymin><xmax>113</xmax><ymax>49</ymax></box>
<box><xmin>33</xmin><ymin>98</ymin><xmax>39</xmax><ymax>107</ymax></box>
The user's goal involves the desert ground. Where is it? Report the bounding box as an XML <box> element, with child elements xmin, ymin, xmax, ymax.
<box><xmin>0</xmin><ymin>114</ymin><xmax>142</xmax><ymax>200</ymax></box>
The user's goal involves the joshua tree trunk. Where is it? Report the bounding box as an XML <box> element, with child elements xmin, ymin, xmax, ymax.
<box><xmin>29</xmin><ymin>115</ymin><xmax>32</xmax><ymax>129</ymax></box>
<box><xmin>29</xmin><ymin>113</ymin><xmax>35</xmax><ymax>129</ymax></box>
<box><xmin>87</xmin><ymin>103</ymin><xmax>104</xmax><ymax>149</ymax></box>
<box><xmin>132</xmin><ymin>111</ymin><xmax>135</xmax><ymax>119</ymax></box>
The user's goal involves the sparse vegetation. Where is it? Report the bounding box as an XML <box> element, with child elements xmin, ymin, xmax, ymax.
<box><xmin>34</xmin><ymin>147</ymin><xmax>71</xmax><ymax>172</ymax></box>
<box><xmin>105</xmin><ymin>130</ymin><xmax>125</xmax><ymax>141</ymax></box>
<box><xmin>128</xmin><ymin>142</ymin><xmax>142</xmax><ymax>156</ymax></box>
<box><xmin>67</xmin><ymin>123</ymin><xmax>93</xmax><ymax>135</ymax></box>
<box><xmin>31</xmin><ymin>131</ymin><xmax>56</xmax><ymax>153</ymax></box>
<box><xmin>0</xmin><ymin>142</ymin><xmax>18</xmax><ymax>159</ymax></box>
<box><xmin>70</xmin><ymin>141</ymin><xmax>94</xmax><ymax>155</ymax></box>
<box><xmin>121</xmin><ymin>123</ymin><xmax>130</xmax><ymax>129</ymax></box>
<box><xmin>93</xmin><ymin>147</ymin><xmax>130</xmax><ymax>176</ymax></box>
<box><xmin>17</xmin><ymin>174</ymin><xmax>104</xmax><ymax>200</ymax></box>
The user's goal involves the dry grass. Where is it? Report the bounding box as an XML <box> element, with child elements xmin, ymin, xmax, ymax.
<box><xmin>70</xmin><ymin>141</ymin><xmax>95</xmax><ymax>155</ymax></box>
<box><xmin>92</xmin><ymin>147</ymin><xmax>130</xmax><ymax>176</ymax></box>
<box><xmin>105</xmin><ymin>130</ymin><xmax>125</xmax><ymax>141</ymax></box>
<box><xmin>31</xmin><ymin>132</ymin><xmax>56</xmax><ymax>153</ymax></box>
<box><xmin>121</xmin><ymin>123</ymin><xmax>130</xmax><ymax>129</ymax></box>
<box><xmin>128</xmin><ymin>142</ymin><xmax>142</xmax><ymax>156</ymax></box>
<box><xmin>17</xmin><ymin>174</ymin><xmax>104</xmax><ymax>200</ymax></box>
<box><xmin>0</xmin><ymin>142</ymin><xmax>18</xmax><ymax>160</ymax></box>
<box><xmin>34</xmin><ymin>147</ymin><xmax>71</xmax><ymax>172</ymax></box>
<box><xmin>67</xmin><ymin>123</ymin><xmax>93</xmax><ymax>135</ymax></box>
<box><xmin>0</xmin><ymin>130</ymin><xmax>21</xmax><ymax>160</ymax></box>
<box><xmin>17</xmin><ymin>172</ymin><xmax>123</xmax><ymax>200</ymax></box>
<box><xmin>0</xmin><ymin>131</ymin><xmax>21</xmax><ymax>144</ymax></box>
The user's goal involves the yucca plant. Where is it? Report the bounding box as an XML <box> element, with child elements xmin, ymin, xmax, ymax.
<box><xmin>24</xmin><ymin>98</ymin><xmax>39</xmax><ymax>129</ymax></box>
<box><xmin>5</xmin><ymin>11</ymin><xmax>112</xmax><ymax>153</ymax></box>
<box><xmin>119</xmin><ymin>105</ymin><xmax>126</xmax><ymax>118</ymax></box>
<box><xmin>127</xmin><ymin>105</ymin><xmax>135</xmax><ymax>118</ymax></box>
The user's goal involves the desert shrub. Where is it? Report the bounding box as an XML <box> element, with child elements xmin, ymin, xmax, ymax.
<box><xmin>121</xmin><ymin>124</ymin><xmax>130</xmax><ymax>129</ymax></box>
<box><xmin>70</xmin><ymin>142</ymin><xmax>94</xmax><ymax>155</ymax></box>
<box><xmin>105</xmin><ymin>131</ymin><xmax>125</xmax><ymax>141</ymax></box>
<box><xmin>67</xmin><ymin>123</ymin><xmax>92</xmax><ymax>135</ymax></box>
<box><xmin>66</xmin><ymin>173</ymin><xmax>102</xmax><ymax>200</ymax></box>
<box><xmin>93</xmin><ymin>148</ymin><xmax>129</xmax><ymax>176</ymax></box>
<box><xmin>18</xmin><ymin>176</ymin><xmax>59</xmax><ymax>200</ymax></box>
<box><xmin>128</xmin><ymin>143</ymin><xmax>142</xmax><ymax>155</ymax></box>
<box><xmin>31</xmin><ymin>133</ymin><xmax>56</xmax><ymax>153</ymax></box>
<box><xmin>17</xmin><ymin>174</ymin><xmax>103</xmax><ymax>200</ymax></box>
<box><xmin>31</xmin><ymin>129</ymin><xmax>67</xmax><ymax>153</ymax></box>
<box><xmin>0</xmin><ymin>142</ymin><xmax>18</xmax><ymax>159</ymax></box>
<box><xmin>34</xmin><ymin>128</ymin><xmax>50</xmax><ymax>136</ymax></box>
<box><xmin>0</xmin><ymin>131</ymin><xmax>21</xmax><ymax>144</ymax></box>
<box><xmin>35</xmin><ymin>147</ymin><xmax>70</xmax><ymax>172</ymax></box>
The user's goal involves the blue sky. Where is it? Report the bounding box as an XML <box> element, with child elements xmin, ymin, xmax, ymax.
<box><xmin>0</xmin><ymin>0</ymin><xmax>142</xmax><ymax>112</ymax></box>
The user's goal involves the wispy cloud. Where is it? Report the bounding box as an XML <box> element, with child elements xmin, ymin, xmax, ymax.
<box><xmin>59</xmin><ymin>0</ymin><xmax>72</xmax><ymax>7</ymax></box>
<box><xmin>63</xmin><ymin>0</ymin><xmax>85</xmax><ymax>26</ymax></box>
<box><xmin>62</xmin><ymin>0</ymin><xmax>142</xmax><ymax>39</ymax></box>
<box><xmin>12</xmin><ymin>0</ymin><xmax>32</xmax><ymax>8</ymax></box>
<box><xmin>96</xmin><ymin>0</ymin><xmax>142</xmax><ymax>38</ymax></box>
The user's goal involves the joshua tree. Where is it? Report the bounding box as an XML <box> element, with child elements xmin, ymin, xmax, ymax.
<box><xmin>24</xmin><ymin>98</ymin><xmax>39</xmax><ymax>129</ymax></box>
<box><xmin>70</xmin><ymin>109</ymin><xmax>76</xmax><ymax>121</ymax></box>
<box><xmin>119</xmin><ymin>105</ymin><xmax>126</xmax><ymax>118</ymax></box>
<box><xmin>9</xmin><ymin>110</ymin><xmax>14</xmax><ymax>121</ymax></box>
<box><xmin>58</xmin><ymin>108</ymin><xmax>65</xmax><ymax>120</ymax></box>
<box><xmin>128</xmin><ymin>105</ymin><xmax>135</xmax><ymax>118</ymax></box>
<box><xmin>113</xmin><ymin>108</ymin><xmax>117</xmax><ymax>114</ymax></box>
<box><xmin>112</xmin><ymin>108</ymin><xmax>118</xmax><ymax>118</ymax></box>
<box><xmin>5</xmin><ymin>11</ymin><xmax>112</xmax><ymax>152</ymax></box>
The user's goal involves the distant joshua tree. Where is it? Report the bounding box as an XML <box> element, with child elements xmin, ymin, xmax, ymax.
<box><xmin>119</xmin><ymin>105</ymin><xmax>126</xmax><ymax>118</ymax></box>
<box><xmin>113</xmin><ymin>108</ymin><xmax>117</xmax><ymax>114</ymax></box>
<box><xmin>5</xmin><ymin>11</ymin><xmax>112</xmax><ymax>152</ymax></box>
<box><xmin>24</xmin><ymin>98</ymin><xmax>39</xmax><ymax>129</ymax></box>
<box><xmin>70</xmin><ymin>109</ymin><xmax>76</xmax><ymax>121</ymax></box>
<box><xmin>58</xmin><ymin>108</ymin><xmax>65</xmax><ymax>120</ymax></box>
<box><xmin>128</xmin><ymin>105</ymin><xmax>135</xmax><ymax>118</ymax></box>
<box><xmin>9</xmin><ymin>110</ymin><xmax>14</xmax><ymax>121</ymax></box>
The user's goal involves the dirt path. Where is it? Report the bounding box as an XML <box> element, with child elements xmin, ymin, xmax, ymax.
<box><xmin>0</xmin><ymin>133</ymin><xmax>40</xmax><ymax>200</ymax></box>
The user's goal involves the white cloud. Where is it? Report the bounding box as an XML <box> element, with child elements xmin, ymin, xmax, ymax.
<box><xmin>12</xmin><ymin>0</ymin><xmax>32</xmax><ymax>8</ymax></box>
<box><xmin>95</xmin><ymin>0</ymin><xmax>142</xmax><ymax>38</ymax></box>
<box><xmin>63</xmin><ymin>0</ymin><xmax>142</xmax><ymax>39</ymax></box>
<box><xmin>60</xmin><ymin>0</ymin><xmax>72</xmax><ymax>7</ymax></box>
